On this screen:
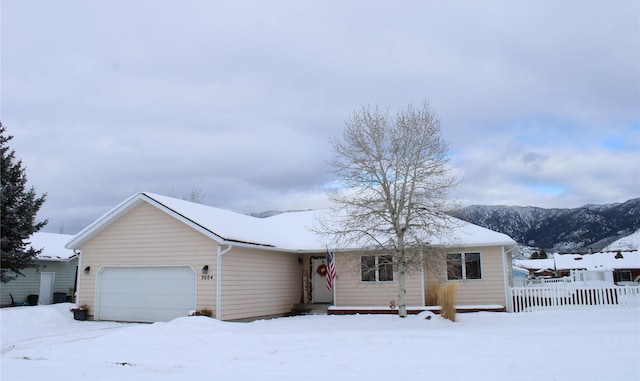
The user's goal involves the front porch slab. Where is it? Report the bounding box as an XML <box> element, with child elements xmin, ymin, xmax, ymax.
<box><xmin>327</xmin><ymin>305</ymin><xmax>505</xmax><ymax>315</ymax></box>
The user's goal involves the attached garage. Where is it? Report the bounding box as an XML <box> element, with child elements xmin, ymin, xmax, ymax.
<box><xmin>96</xmin><ymin>266</ymin><xmax>196</xmax><ymax>323</ymax></box>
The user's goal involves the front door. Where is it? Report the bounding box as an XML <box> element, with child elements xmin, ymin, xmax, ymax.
<box><xmin>312</xmin><ymin>258</ymin><xmax>333</xmax><ymax>303</ymax></box>
<box><xmin>39</xmin><ymin>272</ymin><xmax>55</xmax><ymax>305</ymax></box>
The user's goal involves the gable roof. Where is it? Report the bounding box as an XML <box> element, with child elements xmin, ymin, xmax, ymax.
<box><xmin>66</xmin><ymin>192</ymin><xmax>516</xmax><ymax>252</ymax></box>
<box><xmin>29</xmin><ymin>232</ymin><xmax>77</xmax><ymax>261</ymax></box>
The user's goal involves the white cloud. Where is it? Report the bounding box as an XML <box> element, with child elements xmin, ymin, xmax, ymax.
<box><xmin>3</xmin><ymin>0</ymin><xmax>638</xmax><ymax>233</ymax></box>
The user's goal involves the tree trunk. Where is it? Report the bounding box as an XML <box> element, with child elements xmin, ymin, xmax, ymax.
<box><xmin>398</xmin><ymin>260</ymin><xmax>407</xmax><ymax>317</ymax></box>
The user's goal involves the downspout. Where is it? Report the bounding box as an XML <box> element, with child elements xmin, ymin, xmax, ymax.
<box><xmin>216</xmin><ymin>244</ymin><xmax>232</xmax><ymax>320</ymax></box>
<box><xmin>420</xmin><ymin>249</ymin><xmax>426</xmax><ymax>306</ymax></box>
<box><xmin>502</xmin><ymin>245</ymin><xmax>518</xmax><ymax>312</ymax></box>
<box><xmin>74</xmin><ymin>250</ymin><xmax>82</xmax><ymax>304</ymax></box>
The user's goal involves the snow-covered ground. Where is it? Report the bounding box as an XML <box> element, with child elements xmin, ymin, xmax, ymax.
<box><xmin>2</xmin><ymin>303</ymin><xmax>639</xmax><ymax>381</ymax></box>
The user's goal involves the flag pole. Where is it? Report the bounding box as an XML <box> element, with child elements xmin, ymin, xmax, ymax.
<box><xmin>332</xmin><ymin>257</ymin><xmax>336</xmax><ymax>307</ymax></box>
<box><xmin>331</xmin><ymin>249</ymin><xmax>336</xmax><ymax>306</ymax></box>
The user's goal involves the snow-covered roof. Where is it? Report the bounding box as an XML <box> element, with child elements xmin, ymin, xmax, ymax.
<box><xmin>514</xmin><ymin>251</ymin><xmax>640</xmax><ymax>271</ymax></box>
<box><xmin>28</xmin><ymin>232</ymin><xmax>77</xmax><ymax>261</ymax></box>
<box><xmin>514</xmin><ymin>259</ymin><xmax>555</xmax><ymax>271</ymax></box>
<box><xmin>554</xmin><ymin>251</ymin><xmax>640</xmax><ymax>271</ymax></box>
<box><xmin>67</xmin><ymin>192</ymin><xmax>517</xmax><ymax>252</ymax></box>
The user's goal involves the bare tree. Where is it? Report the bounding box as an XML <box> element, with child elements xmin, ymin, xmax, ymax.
<box><xmin>325</xmin><ymin>102</ymin><xmax>458</xmax><ymax>317</ymax></box>
<box><xmin>182</xmin><ymin>186</ymin><xmax>206</xmax><ymax>204</ymax></box>
<box><xmin>168</xmin><ymin>186</ymin><xmax>207</xmax><ymax>204</ymax></box>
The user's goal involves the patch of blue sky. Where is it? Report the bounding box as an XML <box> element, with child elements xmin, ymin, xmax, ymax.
<box><xmin>601</xmin><ymin>137</ymin><xmax>625</xmax><ymax>151</ymax></box>
<box><xmin>600</xmin><ymin>122</ymin><xmax>640</xmax><ymax>151</ymax></box>
<box><xmin>505</xmin><ymin>118</ymin><xmax>580</xmax><ymax>146</ymax></box>
<box><xmin>529</xmin><ymin>183</ymin><xmax>565</xmax><ymax>196</ymax></box>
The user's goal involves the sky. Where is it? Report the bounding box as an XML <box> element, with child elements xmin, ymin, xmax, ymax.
<box><xmin>1</xmin><ymin>0</ymin><xmax>639</xmax><ymax>234</ymax></box>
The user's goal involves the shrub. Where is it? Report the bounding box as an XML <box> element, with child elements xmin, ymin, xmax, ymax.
<box><xmin>193</xmin><ymin>309</ymin><xmax>213</xmax><ymax>317</ymax></box>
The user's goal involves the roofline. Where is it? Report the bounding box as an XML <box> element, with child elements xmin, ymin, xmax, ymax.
<box><xmin>66</xmin><ymin>193</ymin><xmax>230</xmax><ymax>249</ymax></box>
<box><xmin>66</xmin><ymin>193</ymin><xmax>141</xmax><ymax>249</ymax></box>
<box><xmin>36</xmin><ymin>255</ymin><xmax>78</xmax><ymax>262</ymax></box>
<box><xmin>426</xmin><ymin>241</ymin><xmax>518</xmax><ymax>249</ymax></box>
<box><xmin>66</xmin><ymin>192</ymin><xmax>279</xmax><ymax>250</ymax></box>
<box><xmin>141</xmin><ymin>193</ymin><xmax>278</xmax><ymax>248</ymax></box>
<box><xmin>66</xmin><ymin>192</ymin><xmax>519</xmax><ymax>252</ymax></box>
<box><xmin>140</xmin><ymin>193</ymin><xmax>228</xmax><ymax>242</ymax></box>
<box><xmin>267</xmin><ymin>241</ymin><xmax>519</xmax><ymax>255</ymax></box>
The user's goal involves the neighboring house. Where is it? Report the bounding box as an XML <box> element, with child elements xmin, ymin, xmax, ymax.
<box><xmin>514</xmin><ymin>250</ymin><xmax>640</xmax><ymax>284</ymax></box>
<box><xmin>66</xmin><ymin>192</ymin><xmax>518</xmax><ymax>322</ymax></box>
<box><xmin>513</xmin><ymin>258</ymin><xmax>556</xmax><ymax>278</ymax></box>
<box><xmin>1</xmin><ymin>232</ymin><xmax>78</xmax><ymax>307</ymax></box>
<box><xmin>512</xmin><ymin>267</ymin><xmax>528</xmax><ymax>279</ymax></box>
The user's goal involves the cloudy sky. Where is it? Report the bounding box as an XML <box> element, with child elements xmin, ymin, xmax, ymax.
<box><xmin>2</xmin><ymin>0</ymin><xmax>639</xmax><ymax>234</ymax></box>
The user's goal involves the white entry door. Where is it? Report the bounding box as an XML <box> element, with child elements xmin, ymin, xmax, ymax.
<box><xmin>39</xmin><ymin>272</ymin><xmax>55</xmax><ymax>304</ymax></box>
<box><xmin>312</xmin><ymin>258</ymin><xmax>333</xmax><ymax>303</ymax></box>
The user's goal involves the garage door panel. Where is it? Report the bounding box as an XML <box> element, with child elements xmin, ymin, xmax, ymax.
<box><xmin>97</xmin><ymin>266</ymin><xmax>196</xmax><ymax>323</ymax></box>
<box><xmin>99</xmin><ymin>292</ymin><xmax>195</xmax><ymax>307</ymax></box>
<box><xmin>100</xmin><ymin>279</ymin><xmax>195</xmax><ymax>294</ymax></box>
<box><xmin>99</xmin><ymin>306</ymin><xmax>189</xmax><ymax>323</ymax></box>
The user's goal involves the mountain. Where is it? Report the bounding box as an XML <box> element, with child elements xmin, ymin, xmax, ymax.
<box><xmin>451</xmin><ymin>198</ymin><xmax>640</xmax><ymax>252</ymax></box>
<box><xmin>250</xmin><ymin>199</ymin><xmax>640</xmax><ymax>252</ymax></box>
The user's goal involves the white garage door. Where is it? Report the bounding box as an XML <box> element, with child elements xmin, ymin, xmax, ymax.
<box><xmin>97</xmin><ymin>266</ymin><xmax>196</xmax><ymax>323</ymax></box>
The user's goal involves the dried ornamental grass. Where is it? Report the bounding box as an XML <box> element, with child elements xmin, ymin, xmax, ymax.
<box><xmin>438</xmin><ymin>282</ymin><xmax>457</xmax><ymax>322</ymax></box>
<box><xmin>426</xmin><ymin>284</ymin><xmax>440</xmax><ymax>306</ymax></box>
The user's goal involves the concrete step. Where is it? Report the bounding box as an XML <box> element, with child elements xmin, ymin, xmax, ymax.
<box><xmin>291</xmin><ymin>303</ymin><xmax>331</xmax><ymax>315</ymax></box>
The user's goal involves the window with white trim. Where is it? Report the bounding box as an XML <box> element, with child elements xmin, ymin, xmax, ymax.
<box><xmin>361</xmin><ymin>255</ymin><xmax>394</xmax><ymax>282</ymax></box>
<box><xmin>447</xmin><ymin>252</ymin><xmax>482</xmax><ymax>280</ymax></box>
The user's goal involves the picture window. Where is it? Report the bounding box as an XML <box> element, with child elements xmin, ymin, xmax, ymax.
<box><xmin>361</xmin><ymin>255</ymin><xmax>394</xmax><ymax>282</ymax></box>
<box><xmin>447</xmin><ymin>252</ymin><xmax>482</xmax><ymax>280</ymax></box>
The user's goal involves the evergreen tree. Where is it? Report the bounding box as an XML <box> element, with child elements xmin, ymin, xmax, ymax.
<box><xmin>1</xmin><ymin>122</ymin><xmax>48</xmax><ymax>282</ymax></box>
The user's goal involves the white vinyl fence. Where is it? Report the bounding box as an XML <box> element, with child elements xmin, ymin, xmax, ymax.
<box><xmin>508</xmin><ymin>285</ymin><xmax>640</xmax><ymax>312</ymax></box>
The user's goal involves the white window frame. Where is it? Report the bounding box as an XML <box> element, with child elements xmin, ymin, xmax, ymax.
<box><xmin>360</xmin><ymin>255</ymin><xmax>394</xmax><ymax>282</ymax></box>
<box><xmin>447</xmin><ymin>252</ymin><xmax>482</xmax><ymax>280</ymax></box>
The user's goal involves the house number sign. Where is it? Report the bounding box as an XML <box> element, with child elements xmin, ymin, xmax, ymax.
<box><xmin>201</xmin><ymin>275</ymin><xmax>213</xmax><ymax>280</ymax></box>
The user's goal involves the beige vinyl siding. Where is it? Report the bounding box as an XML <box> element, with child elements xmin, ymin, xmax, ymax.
<box><xmin>0</xmin><ymin>259</ymin><xmax>78</xmax><ymax>306</ymax></box>
<box><xmin>334</xmin><ymin>252</ymin><xmax>423</xmax><ymax>306</ymax></box>
<box><xmin>220</xmin><ymin>246</ymin><xmax>301</xmax><ymax>321</ymax></box>
<box><xmin>426</xmin><ymin>246</ymin><xmax>507</xmax><ymax>306</ymax></box>
<box><xmin>77</xmin><ymin>202</ymin><xmax>217</xmax><ymax>317</ymax></box>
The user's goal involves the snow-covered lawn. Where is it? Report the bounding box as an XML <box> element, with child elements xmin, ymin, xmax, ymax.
<box><xmin>2</xmin><ymin>304</ymin><xmax>638</xmax><ymax>381</ymax></box>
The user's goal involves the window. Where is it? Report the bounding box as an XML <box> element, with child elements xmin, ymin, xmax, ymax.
<box><xmin>447</xmin><ymin>252</ymin><xmax>482</xmax><ymax>280</ymax></box>
<box><xmin>361</xmin><ymin>255</ymin><xmax>394</xmax><ymax>282</ymax></box>
<box><xmin>614</xmin><ymin>270</ymin><xmax>632</xmax><ymax>282</ymax></box>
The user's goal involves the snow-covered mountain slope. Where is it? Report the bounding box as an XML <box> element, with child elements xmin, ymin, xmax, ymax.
<box><xmin>451</xmin><ymin>198</ymin><xmax>640</xmax><ymax>251</ymax></box>
<box><xmin>604</xmin><ymin>229</ymin><xmax>640</xmax><ymax>251</ymax></box>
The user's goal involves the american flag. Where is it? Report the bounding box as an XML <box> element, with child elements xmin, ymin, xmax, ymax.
<box><xmin>326</xmin><ymin>249</ymin><xmax>336</xmax><ymax>291</ymax></box>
